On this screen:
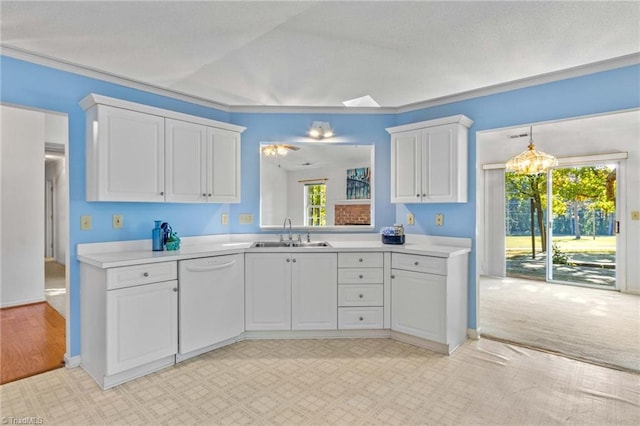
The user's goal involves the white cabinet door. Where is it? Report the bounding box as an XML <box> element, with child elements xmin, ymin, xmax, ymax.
<box><xmin>165</xmin><ymin>119</ymin><xmax>207</xmax><ymax>203</ymax></box>
<box><xmin>391</xmin><ymin>269</ymin><xmax>446</xmax><ymax>343</ymax></box>
<box><xmin>207</xmin><ymin>127</ymin><xmax>241</xmax><ymax>203</ymax></box>
<box><xmin>91</xmin><ymin>105</ymin><xmax>165</xmax><ymax>202</ymax></box>
<box><xmin>391</xmin><ymin>130</ymin><xmax>422</xmax><ymax>203</ymax></box>
<box><xmin>245</xmin><ymin>253</ymin><xmax>292</xmax><ymax>330</ymax></box>
<box><xmin>291</xmin><ymin>253</ymin><xmax>337</xmax><ymax>330</ymax></box>
<box><xmin>179</xmin><ymin>254</ymin><xmax>244</xmax><ymax>354</ymax></box>
<box><xmin>106</xmin><ymin>280</ymin><xmax>177</xmax><ymax>375</ymax></box>
<box><xmin>422</xmin><ymin>123</ymin><xmax>465</xmax><ymax>202</ymax></box>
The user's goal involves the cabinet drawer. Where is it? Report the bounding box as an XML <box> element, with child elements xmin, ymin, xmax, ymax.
<box><xmin>338</xmin><ymin>285</ymin><xmax>383</xmax><ymax>307</ymax></box>
<box><xmin>107</xmin><ymin>262</ymin><xmax>178</xmax><ymax>290</ymax></box>
<box><xmin>338</xmin><ymin>307</ymin><xmax>383</xmax><ymax>329</ymax></box>
<box><xmin>392</xmin><ymin>253</ymin><xmax>445</xmax><ymax>275</ymax></box>
<box><xmin>338</xmin><ymin>252</ymin><xmax>383</xmax><ymax>268</ymax></box>
<box><xmin>338</xmin><ymin>268</ymin><xmax>383</xmax><ymax>284</ymax></box>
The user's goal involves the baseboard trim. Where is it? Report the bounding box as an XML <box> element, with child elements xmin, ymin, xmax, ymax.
<box><xmin>467</xmin><ymin>328</ymin><xmax>481</xmax><ymax>340</ymax></box>
<box><xmin>64</xmin><ymin>354</ymin><xmax>81</xmax><ymax>368</ymax></box>
<box><xmin>1</xmin><ymin>297</ymin><xmax>46</xmax><ymax>309</ymax></box>
<box><xmin>390</xmin><ymin>330</ymin><xmax>450</xmax><ymax>354</ymax></box>
<box><xmin>242</xmin><ymin>329</ymin><xmax>391</xmax><ymax>340</ymax></box>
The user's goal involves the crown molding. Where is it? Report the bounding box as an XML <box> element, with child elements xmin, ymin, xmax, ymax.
<box><xmin>396</xmin><ymin>52</ymin><xmax>640</xmax><ymax>114</ymax></box>
<box><xmin>2</xmin><ymin>44</ymin><xmax>638</xmax><ymax>116</ymax></box>
<box><xmin>0</xmin><ymin>44</ymin><xmax>231</xmax><ymax>113</ymax></box>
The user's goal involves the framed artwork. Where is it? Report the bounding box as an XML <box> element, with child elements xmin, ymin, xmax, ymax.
<box><xmin>346</xmin><ymin>167</ymin><xmax>371</xmax><ymax>199</ymax></box>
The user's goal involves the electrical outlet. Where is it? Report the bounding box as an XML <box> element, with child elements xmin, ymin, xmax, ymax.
<box><xmin>222</xmin><ymin>213</ymin><xmax>229</xmax><ymax>225</ymax></box>
<box><xmin>239</xmin><ymin>214</ymin><xmax>253</xmax><ymax>224</ymax></box>
<box><xmin>113</xmin><ymin>214</ymin><xmax>123</xmax><ymax>229</ymax></box>
<box><xmin>80</xmin><ymin>215</ymin><xmax>92</xmax><ymax>231</ymax></box>
<box><xmin>407</xmin><ymin>213</ymin><xmax>415</xmax><ymax>225</ymax></box>
<box><xmin>632</xmin><ymin>211</ymin><xmax>640</xmax><ymax>220</ymax></box>
<box><xmin>435</xmin><ymin>213</ymin><xmax>444</xmax><ymax>226</ymax></box>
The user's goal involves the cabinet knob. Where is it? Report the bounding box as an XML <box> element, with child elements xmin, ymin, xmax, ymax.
<box><xmin>202</xmin><ymin>193</ymin><xmax>207</xmax><ymax>197</ymax></box>
<box><xmin>391</xmin><ymin>275</ymin><xmax>395</xmax><ymax>279</ymax></box>
<box><xmin>358</xmin><ymin>294</ymin><xmax>364</xmax><ymax>299</ymax></box>
<box><xmin>143</xmin><ymin>272</ymin><xmax>149</xmax><ymax>277</ymax></box>
<box><xmin>286</xmin><ymin>258</ymin><xmax>290</xmax><ymax>263</ymax></box>
<box><xmin>416</xmin><ymin>194</ymin><xmax>420</xmax><ymax>197</ymax></box>
<box><xmin>160</xmin><ymin>191</ymin><xmax>164</xmax><ymax>196</ymax></box>
<box><xmin>292</xmin><ymin>258</ymin><xmax>297</xmax><ymax>263</ymax></box>
<box><xmin>208</xmin><ymin>193</ymin><xmax>212</xmax><ymax>197</ymax></box>
<box><xmin>173</xmin><ymin>287</ymin><xmax>178</xmax><ymax>292</ymax></box>
<box><xmin>414</xmin><ymin>261</ymin><xmax>419</xmax><ymax>266</ymax></box>
<box><xmin>422</xmin><ymin>194</ymin><xmax>426</xmax><ymax>197</ymax></box>
<box><xmin>359</xmin><ymin>316</ymin><xmax>364</xmax><ymax>321</ymax></box>
<box><xmin>359</xmin><ymin>258</ymin><xmax>363</xmax><ymax>262</ymax></box>
<box><xmin>359</xmin><ymin>274</ymin><xmax>364</xmax><ymax>279</ymax></box>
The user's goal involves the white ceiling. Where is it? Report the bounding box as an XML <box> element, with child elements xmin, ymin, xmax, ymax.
<box><xmin>2</xmin><ymin>1</ymin><xmax>639</xmax><ymax>108</ymax></box>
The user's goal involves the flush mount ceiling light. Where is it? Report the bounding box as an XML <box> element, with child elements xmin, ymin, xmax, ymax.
<box><xmin>506</xmin><ymin>126</ymin><xmax>558</xmax><ymax>175</ymax></box>
<box><xmin>261</xmin><ymin>143</ymin><xmax>300</xmax><ymax>157</ymax></box>
<box><xmin>309</xmin><ymin>121</ymin><xmax>333</xmax><ymax>139</ymax></box>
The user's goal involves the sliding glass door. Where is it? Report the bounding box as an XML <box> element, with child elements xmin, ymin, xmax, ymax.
<box><xmin>546</xmin><ymin>164</ymin><xmax>618</xmax><ymax>288</ymax></box>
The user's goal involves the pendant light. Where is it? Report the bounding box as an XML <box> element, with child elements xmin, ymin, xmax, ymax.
<box><xmin>505</xmin><ymin>126</ymin><xmax>557</xmax><ymax>174</ymax></box>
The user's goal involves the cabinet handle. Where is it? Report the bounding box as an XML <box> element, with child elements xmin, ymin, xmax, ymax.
<box><xmin>292</xmin><ymin>258</ymin><xmax>297</xmax><ymax>263</ymax></box>
<box><xmin>359</xmin><ymin>258</ymin><xmax>363</xmax><ymax>262</ymax></box>
<box><xmin>414</xmin><ymin>261</ymin><xmax>419</xmax><ymax>266</ymax></box>
<box><xmin>173</xmin><ymin>287</ymin><xmax>178</xmax><ymax>292</ymax></box>
<box><xmin>358</xmin><ymin>294</ymin><xmax>364</xmax><ymax>299</ymax></box>
<box><xmin>143</xmin><ymin>272</ymin><xmax>149</xmax><ymax>277</ymax></box>
<box><xmin>359</xmin><ymin>316</ymin><xmax>364</xmax><ymax>321</ymax></box>
<box><xmin>286</xmin><ymin>258</ymin><xmax>290</xmax><ymax>263</ymax></box>
<box><xmin>359</xmin><ymin>274</ymin><xmax>364</xmax><ymax>279</ymax></box>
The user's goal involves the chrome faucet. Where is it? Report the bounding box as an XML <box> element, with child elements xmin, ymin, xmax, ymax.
<box><xmin>282</xmin><ymin>217</ymin><xmax>293</xmax><ymax>243</ymax></box>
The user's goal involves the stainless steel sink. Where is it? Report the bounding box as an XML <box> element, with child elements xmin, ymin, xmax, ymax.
<box><xmin>251</xmin><ymin>241</ymin><xmax>331</xmax><ymax>248</ymax></box>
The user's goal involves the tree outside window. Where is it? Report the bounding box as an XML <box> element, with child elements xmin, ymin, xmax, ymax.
<box><xmin>304</xmin><ymin>183</ymin><xmax>326</xmax><ymax>226</ymax></box>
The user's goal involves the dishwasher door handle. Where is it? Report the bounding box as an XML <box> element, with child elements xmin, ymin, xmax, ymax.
<box><xmin>185</xmin><ymin>260</ymin><xmax>237</xmax><ymax>272</ymax></box>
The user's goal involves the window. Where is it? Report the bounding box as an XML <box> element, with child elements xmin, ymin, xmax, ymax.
<box><xmin>304</xmin><ymin>183</ymin><xmax>326</xmax><ymax>226</ymax></box>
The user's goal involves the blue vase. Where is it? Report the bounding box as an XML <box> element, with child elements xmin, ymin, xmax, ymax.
<box><xmin>152</xmin><ymin>220</ymin><xmax>164</xmax><ymax>251</ymax></box>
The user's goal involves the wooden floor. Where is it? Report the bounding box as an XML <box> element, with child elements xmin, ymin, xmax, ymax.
<box><xmin>0</xmin><ymin>302</ymin><xmax>66</xmax><ymax>384</ymax></box>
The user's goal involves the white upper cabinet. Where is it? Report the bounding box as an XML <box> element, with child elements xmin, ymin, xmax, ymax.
<box><xmin>81</xmin><ymin>94</ymin><xmax>245</xmax><ymax>203</ymax></box>
<box><xmin>85</xmin><ymin>105</ymin><xmax>165</xmax><ymax>202</ymax></box>
<box><xmin>165</xmin><ymin>119</ymin><xmax>208</xmax><ymax>203</ymax></box>
<box><xmin>387</xmin><ymin>115</ymin><xmax>473</xmax><ymax>203</ymax></box>
<box><xmin>207</xmin><ymin>127</ymin><xmax>241</xmax><ymax>203</ymax></box>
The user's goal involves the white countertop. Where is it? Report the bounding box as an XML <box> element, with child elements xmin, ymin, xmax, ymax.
<box><xmin>77</xmin><ymin>234</ymin><xmax>471</xmax><ymax>269</ymax></box>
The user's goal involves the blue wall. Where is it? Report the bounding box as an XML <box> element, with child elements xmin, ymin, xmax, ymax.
<box><xmin>1</xmin><ymin>54</ymin><xmax>638</xmax><ymax>356</ymax></box>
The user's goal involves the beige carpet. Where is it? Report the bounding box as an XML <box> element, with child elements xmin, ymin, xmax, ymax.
<box><xmin>480</xmin><ymin>276</ymin><xmax>640</xmax><ymax>372</ymax></box>
<box><xmin>45</xmin><ymin>260</ymin><xmax>66</xmax><ymax>319</ymax></box>
<box><xmin>2</xmin><ymin>338</ymin><xmax>639</xmax><ymax>425</ymax></box>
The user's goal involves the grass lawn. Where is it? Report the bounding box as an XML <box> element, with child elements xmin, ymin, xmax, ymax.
<box><xmin>506</xmin><ymin>235</ymin><xmax>616</xmax><ymax>253</ymax></box>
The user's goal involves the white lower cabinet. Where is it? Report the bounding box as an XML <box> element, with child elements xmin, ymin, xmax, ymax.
<box><xmin>245</xmin><ymin>252</ymin><xmax>337</xmax><ymax>331</ymax></box>
<box><xmin>106</xmin><ymin>280</ymin><xmax>178</xmax><ymax>375</ymax></box>
<box><xmin>391</xmin><ymin>253</ymin><xmax>469</xmax><ymax>353</ymax></box>
<box><xmin>337</xmin><ymin>252</ymin><xmax>384</xmax><ymax>329</ymax></box>
<box><xmin>80</xmin><ymin>261</ymin><xmax>178</xmax><ymax>389</ymax></box>
<box><xmin>391</xmin><ymin>269</ymin><xmax>445</xmax><ymax>342</ymax></box>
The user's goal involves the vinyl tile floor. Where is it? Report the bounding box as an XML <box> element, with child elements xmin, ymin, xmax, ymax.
<box><xmin>1</xmin><ymin>338</ymin><xmax>638</xmax><ymax>425</ymax></box>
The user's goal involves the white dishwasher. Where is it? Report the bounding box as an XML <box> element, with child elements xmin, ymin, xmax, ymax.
<box><xmin>178</xmin><ymin>254</ymin><xmax>244</xmax><ymax>358</ymax></box>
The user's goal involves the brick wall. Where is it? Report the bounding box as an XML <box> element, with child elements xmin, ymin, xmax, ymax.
<box><xmin>335</xmin><ymin>204</ymin><xmax>371</xmax><ymax>225</ymax></box>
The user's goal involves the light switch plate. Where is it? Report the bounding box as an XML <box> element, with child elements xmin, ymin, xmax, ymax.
<box><xmin>435</xmin><ymin>213</ymin><xmax>444</xmax><ymax>226</ymax></box>
<box><xmin>632</xmin><ymin>211</ymin><xmax>640</xmax><ymax>220</ymax></box>
<box><xmin>222</xmin><ymin>213</ymin><xmax>229</xmax><ymax>225</ymax></box>
<box><xmin>81</xmin><ymin>215</ymin><xmax>92</xmax><ymax>230</ymax></box>
<box><xmin>406</xmin><ymin>213</ymin><xmax>415</xmax><ymax>225</ymax></box>
<box><xmin>239</xmin><ymin>214</ymin><xmax>253</xmax><ymax>224</ymax></box>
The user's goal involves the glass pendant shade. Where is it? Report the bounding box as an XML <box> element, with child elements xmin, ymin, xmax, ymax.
<box><xmin>505</xmin><ymin>127</ymin><xmax>558</xmax><ymax>174</ymax></box>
